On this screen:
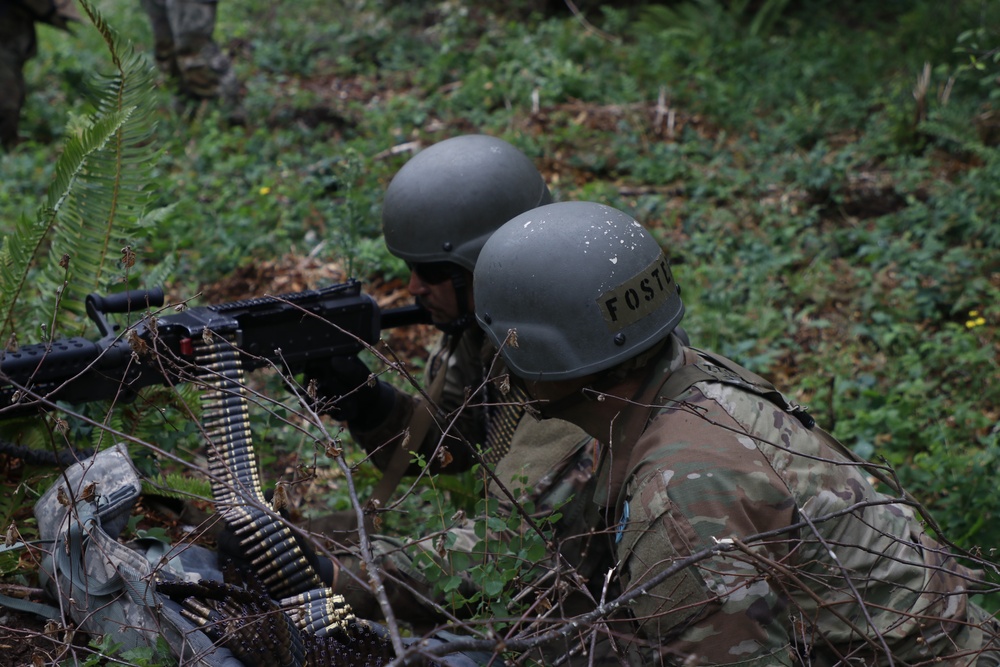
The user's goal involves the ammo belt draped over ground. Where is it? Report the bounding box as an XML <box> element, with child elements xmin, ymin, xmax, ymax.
<box><xmin>173</xmin><ymin>334</ymin><xmax>394</xmax><ymax>665</ymax></box>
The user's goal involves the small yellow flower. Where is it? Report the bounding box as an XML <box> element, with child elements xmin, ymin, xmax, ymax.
<box><xmin>966</xmin><ymin>317</ymin><xmax>987</xmax><ymax>329</ymax></box>
<box><xmin>969</xmin><ymin>310</ymin><xmax>980</xmax><ymax>317</ymax></box>
<box><xmin>259</xmin><ymin>186</ymin><xmax>271</xmax><ymax>196</ymax></box>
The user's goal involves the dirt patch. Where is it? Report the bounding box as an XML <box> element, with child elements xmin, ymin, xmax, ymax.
<box><xmin>0</xmin><ymin>610</ymin><xmax>65</xmax><ymax>666</ymax></box>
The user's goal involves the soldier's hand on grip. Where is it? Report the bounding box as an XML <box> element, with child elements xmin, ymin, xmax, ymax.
<box><xmin>307</xmin><ymin>355</ymin><xmax>395</xmax><ymax>429</ymax></box>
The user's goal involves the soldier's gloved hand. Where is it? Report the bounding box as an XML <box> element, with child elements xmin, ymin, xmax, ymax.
<box><xmin>307</xmin><ymin>355</ymin><xmax>396</xmax><ymax>430</ymax></box>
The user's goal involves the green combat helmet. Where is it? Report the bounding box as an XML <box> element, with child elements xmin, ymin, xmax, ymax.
<box><xmin>382</xmin><ymin>134</ymin><xmax>552</xmax><ymax>272</ymax></box>
<box><xmin>474</xmin><ymin>201</ymin><xmax>684</xmax><ymax>381</ymax></box>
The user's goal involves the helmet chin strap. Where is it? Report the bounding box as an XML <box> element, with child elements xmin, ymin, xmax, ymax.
<box><xmin>506</xmin><ymin>373</ymin><xmax>599</xmax><ymax>422</ymax></box>
<box><xmin>434</xmin><ymin>269</ymin><xmax>475</xmax><ymax>335</ymax></box>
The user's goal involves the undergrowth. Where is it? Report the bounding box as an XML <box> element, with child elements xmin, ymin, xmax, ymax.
<box><xmin>0</xmin><ymin>0</ymin><xmax>998</xmax><ymax>649</ymax></box>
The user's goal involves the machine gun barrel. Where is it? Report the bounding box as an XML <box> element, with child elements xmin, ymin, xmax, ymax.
<box><xmin>0</xmin><ymin>280</ymin><xmax>431</xmax><ymax>419</ymax></box>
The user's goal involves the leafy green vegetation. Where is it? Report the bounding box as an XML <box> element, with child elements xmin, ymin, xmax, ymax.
<box><xmin>1</xmin><ymin>0</ymin><xmax>998</xmax><ymax>651</ymax></box>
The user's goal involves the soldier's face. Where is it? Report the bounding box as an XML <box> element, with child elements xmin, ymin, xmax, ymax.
<box><xmin>407</xmin><ymin>267</ymin><xmax>474</xmax><ymax>324</ymax></box>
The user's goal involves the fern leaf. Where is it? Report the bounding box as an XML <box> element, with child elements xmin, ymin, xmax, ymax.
<box><xmin>0</xmin><ymin>108</ymin><xmax>133</xmax><ymax>340</ymax></box>
<box><xmin>31</xmin><ymin>0</ymin><xmax>160</xmax><ymax>337</ymax></box>
<box><xmin>143</xmin><ymin>473</ymin><xmax>214</xmax><ymax>503</ymax></box>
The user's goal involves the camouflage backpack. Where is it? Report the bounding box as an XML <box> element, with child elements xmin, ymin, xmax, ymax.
<box><xmin>1</xmin><ymin>443</ymin><xmax>503</xmax><ymax>666</ymax></box>
<box><xmin>25</xmin><ymin>443</ymin><xmax>244</xmax><ymax>664</ymax></box>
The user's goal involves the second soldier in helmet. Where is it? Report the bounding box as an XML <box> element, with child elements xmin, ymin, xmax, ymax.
<box><xmin>307</xmin><ymin>135</ymin><xmax>613</xmax><ymax>641</ymax></box>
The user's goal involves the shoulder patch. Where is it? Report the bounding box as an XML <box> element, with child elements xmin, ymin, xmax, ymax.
<box><xmin>615</xmin><ymin>499</ymin><xmax>630</xmax><ymax>544</ymax></box>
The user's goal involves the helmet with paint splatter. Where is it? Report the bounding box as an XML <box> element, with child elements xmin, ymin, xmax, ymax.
<box><xmin>474</xmin><ymin>201</ymin><xmax>684</xmax><ymax>381</ymax></box>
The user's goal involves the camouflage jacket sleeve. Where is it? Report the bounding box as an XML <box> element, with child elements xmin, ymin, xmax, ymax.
<box><xmin>693</xmin><ymin>378</ymin><xmax>990</xmax><ymax>666</ymax></box>
<box><xmin>348</xmin><ymin>327</ymin><xmax>488</xmax><ymax>475</ymax></box>
<box><xmin>612</xmin><ymin>387</ymin><xmax>798</xmax><ymax>666</ymax></box>
<box><xmin>610</xmin><ymin>343</ymin><xmax>992</xmax><ymax>666</ymax></box>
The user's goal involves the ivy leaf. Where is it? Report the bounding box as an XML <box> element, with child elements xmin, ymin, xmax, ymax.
<box><xmin>482</xmin><ymin>576</ymin><xmax>504</xmax><ymax>598</ymax></box>
<box><xmin>527</xmin><ymin>541</ymin><xmax>547</xmax><ymax>562</ymax></box>
<box><xmin>440</xmin><ymin>575</ymin><xmax>463</xmax><ymax>593</ymax></box>
<box><xmin>450</xmin><ymin>551</ymin><xmax>470</xmax><ymax>572</ymax></box>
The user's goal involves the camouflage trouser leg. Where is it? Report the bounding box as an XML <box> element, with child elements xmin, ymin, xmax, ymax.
<box><xmin>139</xmin><ymin>0</ymin><xmax>180</xmax><ymax>78</ymax></box>
<box><xmin>0</xmin><ymin>11</ymin><xmax>37</xmax><ymax>149</ymax></box>
<box><xmin>139</xmin><ymin>0</ymin><xmax>238</xmax><ymax>102</ymax></box>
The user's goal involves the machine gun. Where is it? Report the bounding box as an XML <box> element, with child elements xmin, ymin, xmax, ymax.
<box><xmin>0</xmin><ymin>280</ymin><xmax>430</xmax><ymax>420</ymax></box>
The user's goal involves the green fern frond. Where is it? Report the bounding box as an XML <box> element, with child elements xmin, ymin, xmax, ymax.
<box><xmin>31</xmin><ymin>0</ymin><xmax>160</xmax><ymax>337</ymax></box>
<box><xmin>0</xmin><ymin>108</ymin><xmax>134</xmax><ymax>340</ymax></box>
<box><xmin>0</xmin><ymin>417</ymin><xmax>55</xmax><ymax>454</ymax></box>
<box><xmin>123</xmin><ymin>383</ymin><xmax>202</xmax><ymax>429</ymax></box>
<box><xmin>142</xmin><ymin>472</ymin><xmax>214</xmax><ymax>503</ymax></box>
<box><xmin>143</xmin><ymin>250</ymin><xmax>178</xmax><ymax>294</ymax></box>
<box><xmin>89</xmin><ymin>402</ymin><xmax>128</xmax><ymax>452</ymax></box>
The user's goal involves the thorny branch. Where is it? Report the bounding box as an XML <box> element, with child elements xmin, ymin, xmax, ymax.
<box><xmin>6</xmin><ymin>308</ymin><xmax>1000</xmax><ymax>666</ymax></box>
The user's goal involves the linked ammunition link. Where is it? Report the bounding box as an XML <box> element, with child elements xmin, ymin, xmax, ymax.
<box><xmin>194</xmin><ymin>337</ymin><xmax>323</xmax><ymax>598</ymax></box>
<box><xmin>189</xmin><ymin>336</ymin><xmax>396</xmax><ymax>665</ymax></box>
<box><xmin>159</xmin><ymin>573</ymin><xmax>393</xmax><ymax>667</ymax></box>
<box><xmin>280</xmin><ymin>588</ymin><xmax>357</xmax><ymax>638</ymax></box>
<box><xmin>160</xmin><ymin>577</ymin><xmax>306</xmax><ymax>667</ymax></box>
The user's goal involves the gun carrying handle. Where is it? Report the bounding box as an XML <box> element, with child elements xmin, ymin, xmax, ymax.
<box><xmin>85</xmin><ymin>288</ymin><xmax>166</xmax><ymax>336</ymax></box>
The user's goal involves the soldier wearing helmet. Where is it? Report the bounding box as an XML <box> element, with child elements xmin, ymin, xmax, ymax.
<box><xmin>307</xmin><ymin>136</ymin><xmax>613</xmax><ymax>630</ymax></box>
<box><xmin>381</xmin><ymin>133</ymin><xmax>553</xmax><ymax>333</ymax></box>
<box><xmin>473</xmin><ymin>201</ymin><xmax>1000</xmax><ymax>665</ymax></box>
<box><xmin>315</xmin><ymin>134</ymin><xmax>582</xmax><ymax>477</ymax></box>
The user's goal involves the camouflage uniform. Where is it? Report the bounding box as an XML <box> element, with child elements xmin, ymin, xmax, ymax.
<box><xmin>350</xmin><ymin>325</ymin><xmax>495</xmax><ymax>476</ymax></box>
<box><xmin>0</xmin><ymin>0</ymin><xmax>78</xmax><ymax>149</ymax></box>
<box><xmin>139</xmin><ymin>0</ymin><xmax>238</xmax><ymax>103</ymax></box>
<box><xmin>352</xmin><ymin>326</ymin><xmax>597</xmax><ymax>501</ymax></box>
<box><xmin>335</xmin><ymin>326</ymin><xmax>608</xmax><ymax>624</ymax></box>
<box><xmin>597</xmin><ymin>333</ymin><xmax>1000</xmax><ymax>666</ymax></box>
